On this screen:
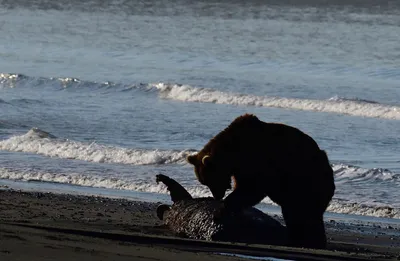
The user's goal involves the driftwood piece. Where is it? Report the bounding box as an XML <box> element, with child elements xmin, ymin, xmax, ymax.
<box><xmin>156</xmin><ymin>174</ymin><xmax>288</xmax><ymax>245</ymax></box>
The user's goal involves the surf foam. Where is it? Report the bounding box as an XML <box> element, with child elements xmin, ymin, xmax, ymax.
<box><xmin>332</xmin><ymin>163</ymin><xmax>399</xmax><ymax>183</ymax></box>
<box><xmin>327</xmin><ymin>200</ymin><xmax>399</xmax><ymax>219</ymax></box>
<box><xmin>0</xmin><ymin>167</ymin><xmax>211</xmax><ymax>200</ymax></box>
<box><xmin>150</xmin><ymin>83</ymin><xmax>400</xmax><ymax>120</ymax></box>
<box><xmin>1</xmin><ymin>128</ymin><xmax>399</xmax><ymax>184</ymax></box>
<box><xmin>2</xmin><ymin>73</ymin><xmax>399</xmax><ymax>120</ymax></box>
<box><xmin>0</xmin><ymin>128</ymin><xmax>194</xmax><ymax>165</ymax></box>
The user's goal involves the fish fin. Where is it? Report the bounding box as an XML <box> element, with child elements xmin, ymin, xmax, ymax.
<box><xmin>156</xmin><ymin>174</ymin><xmax>193</xmax><ymax>202</ymax></box>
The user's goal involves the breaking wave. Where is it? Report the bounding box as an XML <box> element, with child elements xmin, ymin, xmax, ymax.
<box><xmin>150</xmin><ymin>83</ymin><xmax>400</xmax><ymax>120</ymax></box>
<box><xmin>0</xmin><ymin>126</ymin><xmax>398</xmax><ymax>219</ymax></box>
<box><xmin>1</xmin><ymin>128</ymin><xmax>399</xmax><ymax>183</ymax></box>
<box><xmin>0</xmin><ymin>167</ymin><xmax>210</xmax><ymax>199</ymax></box>
<box><xmin>2</xmin><ymin>73</ymin><xmax>400</xmax><ymax>120</ymax></box>
<box><xmin>0</xmin><ymin>128</ymin><xmax>194</xmax><ymax>165</ymax></box>
<box><xmin>332</xmin><ymin>163</ymin><xmax>399</xmax><ymax>183</ymax></box>
<box><xmin>327</xmin><ymin>200</ymin><xmax>399</xmax><ymax>219</ymax></box>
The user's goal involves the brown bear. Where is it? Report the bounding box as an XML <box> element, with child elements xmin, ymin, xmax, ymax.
<box><xmin>186</xmin><ymin>114</ymin><xmax>335</xmax><ymax>249</ymax></box>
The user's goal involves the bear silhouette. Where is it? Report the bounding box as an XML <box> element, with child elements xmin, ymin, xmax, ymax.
<box><xmin>187</xmin><ymin>114</ymin><xmax>335</xmax><ymax>249</ymax></box>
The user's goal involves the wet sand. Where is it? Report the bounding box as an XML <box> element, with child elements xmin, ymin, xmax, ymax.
<box><xmin>0</xmin><ymin>189</ymin><xmax>399</xmax><ymax>261</ymax></box>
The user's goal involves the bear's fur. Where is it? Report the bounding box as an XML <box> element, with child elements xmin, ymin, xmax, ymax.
<box><xmin>187</xmin><ymin>114</ymin><xmax>335</xmax><ymax>249</ymax></box>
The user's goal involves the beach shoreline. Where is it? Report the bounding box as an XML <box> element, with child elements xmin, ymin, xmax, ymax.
<box><xmin>1</xmin><ymin>188</ymin><xmax>399</xmax><ymax>261</ymax></box>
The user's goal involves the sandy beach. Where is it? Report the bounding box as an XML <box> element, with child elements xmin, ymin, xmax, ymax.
<box><xmin>0</xmin><ymin>189</ymin><xmax>399</xmax><ymax>261</ymax></box>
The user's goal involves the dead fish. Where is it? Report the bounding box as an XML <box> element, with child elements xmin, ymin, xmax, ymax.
<box><xmin>156</xmin><ymin>174</ymin><xmax>288</xmax><ymax>245</ymax></box>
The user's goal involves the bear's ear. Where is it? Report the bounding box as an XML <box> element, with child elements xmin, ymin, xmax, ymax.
<box><xmin>202</xmin><ymin>155</ymin><xmax>211</xmax><ymax>166</ymax></box>
<box><xmin>186</xmin><ymin>155</ymin><xmax>197</xmax><ymax>165</ymax></box>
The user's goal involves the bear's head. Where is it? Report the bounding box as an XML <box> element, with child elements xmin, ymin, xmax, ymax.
<box><xmin>186</xmin><ymin>153</ymin><xmax>232</xmax><ymax>200</ymax></box>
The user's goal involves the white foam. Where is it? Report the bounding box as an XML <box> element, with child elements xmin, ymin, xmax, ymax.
<box><xmin>0</xmin><ymin>167</ymin><xmax>211</xmax><ymax>199</ymax></box>
<box><xmin>327</xmin><ymin>200</ymin><xmax>400</xmax><ymax>219</ymax></box>
<box><xmin>0</xmin><ymin>128</ymin><xmax>194</xmax><ymax>165</ymax></box>
<box><xmin>0</xmin><ymin>73</ymin><xmax>28</xmax><ymax>89</ymax></box>
<box><xmin>0</xmin><ymin>167</ymin><xmax>168</xmax><ymax>193</ymax></box>
<box><xmin>150</xmin><ymin>83</ymin><xmax>400</xmax><ymax>120</ymax></box>
<box><xmin>3</xmin><ymin>73</ymin><xmax>399</xmax><ymax>120</ymax></box>
<box><xmin>258</xmin><ymin>199</ymin><xmax>400</xmax><ymax>219</ymax></box>
<box><xmin>0</xmin><ymin>73</ymin><xmax>18</xmax><ymax>84</ymax></box>
<box><xmin>332</xmin><ymin>163</ymin><xmax>399</xmax><ymax>183</ymax></box>
<box><xmin>258</xmin><ymin>197</ymin><xmax>400</xmax><ymax>220</ymax></box>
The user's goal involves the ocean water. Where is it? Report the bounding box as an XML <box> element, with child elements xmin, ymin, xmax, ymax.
<box><xmin>1</xmin><ymin>0</ymin><xmax>399</xmax><ymax>220</ymax></box>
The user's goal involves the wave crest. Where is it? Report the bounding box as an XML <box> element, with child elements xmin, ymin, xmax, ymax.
<box><xmin>2</xmin><ymin>73</ymin><xmax>400</xmax><ymax>120</ymax></box>
<box><xmin>0</xmin><ymin>128</ymin><xmax>194</xmax><ymax>165</ymax></box>
<box><xmin>1</xmin><ymin>128</ymin><xmax>399</xmax><ymax>183</ymax></box>
<box><xmin>333</xmin><ymin>163</ymin><xmax>399</xmax><ymax>183</ymax></box>
<box><xmin>327</xmin><ymin>200</ymin><xmax>399</xmax><ymax>219</ymax></box>
<box><xmin>150</xmin><ymin>83</ymin><xmax>400</xmax><ymax>120</ymax></box>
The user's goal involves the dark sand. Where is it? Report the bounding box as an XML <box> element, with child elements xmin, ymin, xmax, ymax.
<box><xmin>0</xmin><ymin>189</ymin><xmax>399</xmax><ymax>261</ymax></box>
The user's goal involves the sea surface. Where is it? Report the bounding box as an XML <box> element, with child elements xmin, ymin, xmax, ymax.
<box><xmin>1</xmin><ymin>0</ymin><xmax>399</xmax><ymax>220</ymax></box>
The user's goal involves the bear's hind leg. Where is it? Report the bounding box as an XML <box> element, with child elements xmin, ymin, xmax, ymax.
<box><xmin>282</xmin><ymin>205</ymin><xmax>327</xmax><ymax>249</ymax></box>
